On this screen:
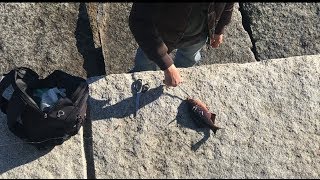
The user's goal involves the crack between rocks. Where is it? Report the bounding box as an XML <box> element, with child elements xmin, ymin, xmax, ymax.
<box><xmin>239</xmin><ymin>3</ymin><xmax>260</xmax><ymax>61</ymax></box>
<box><xmin>75</xmin><ymin>3</ymin><xmax>106</xmax><ymax>78</ymax></box>
<box><xmin>83</xmin><ymin>103</ymin><xmax>96</xmax><ymax>179</ymax></box>
<box><xmin>96</xmin><ymin>3</ymin><xmax>103</xmax><ymax>51</ymax></box>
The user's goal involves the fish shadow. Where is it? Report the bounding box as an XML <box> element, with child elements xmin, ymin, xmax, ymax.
<box><xmin>175</xmin><ymin>100</ymin><xmax>212</xmax><ymax>152</ymax></box>
<box><xmin>89</xmin><ymin>85</ymin><xmax>164</xmax><ymax>121</ymax></box>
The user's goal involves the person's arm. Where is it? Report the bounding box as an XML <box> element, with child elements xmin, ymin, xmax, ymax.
<box><xmin>129</xmin><ymin>3</ymin><xmax>181</xmax><ymax>87</ymax></box>
<box><xmin>214</xmin><ymin>3</ymin><xmax>234</xmax><ymax>35</ymax></box>
<box><xmin>210</xmin><ymin>3</ymin><xmax>234</xmax><ymax>48</ymax></box>
<box><xmin>129</xmin><ymin>3</ymin><xmax>173</xmax><ymax>70</ymax></box>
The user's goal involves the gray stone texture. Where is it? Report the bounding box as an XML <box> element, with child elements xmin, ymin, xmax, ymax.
<box><xmin>199</xmin><ymin>3</ymin><xmax>256</xmax><ymax>65</ymax></box>
<box><xmin>0</xmin><ymin>3</ymin><xmax>87</xmax><ymax>78</ymax></box>
<box><xmin>0</xmin><ymin>89</ymin><xmax>86</xmax><ymax>178</ymax></box>
<box><xmin>89</xmin><ymin>54</ymin><xmax>320</xmax><ymax>178</ymax></box>
<box><xmin>241</xmin><ymin>2</ymin><xmax>320</xmax><ymax>60</ymax></box>
<box><xmin>93</xmin><ymin>3</ymin><xmax>138</xmax><ymax>74</ymax></box>
<box><xmin>1</xmin><ymin>2</ymin><xmax>320</xmax><ymax>179</ymax></box>
<box><xmin>91</xmin><ymin>3</ymin><xmax>255</xmax><ymax>74</ymax></box>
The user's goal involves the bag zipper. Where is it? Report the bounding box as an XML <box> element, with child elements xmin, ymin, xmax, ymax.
<box><xmin>63</xmin><ymin>85</ymin><xmax>89</xmax><ymax>134</ymax></box>
<box><xmin>71</xmin><ymin>82</ymin><xmax>88</xmax><ymax>103</ymax></box>
<box><xmin>18</xmin><ymin>83</ymin><xmax>89</xmax><ymax>119</ymax></box>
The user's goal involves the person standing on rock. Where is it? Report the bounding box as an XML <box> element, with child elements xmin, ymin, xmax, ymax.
<box><xmin>129</xmin><ymin>3</ymin><xmax>235</xmax><ymax>87</ymax></box>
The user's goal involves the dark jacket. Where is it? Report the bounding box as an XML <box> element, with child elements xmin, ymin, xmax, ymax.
<box><xmin>129</xmin><ymin>3</ymin><xmax>235</xmax><ymax>70</ymax></box>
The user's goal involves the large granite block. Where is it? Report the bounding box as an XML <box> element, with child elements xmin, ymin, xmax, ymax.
<box><xmin>199</xmin><ymin>3</ymin><xmax>256</xmax><ymax>65</ymax></box>
<box><xmin>91</xmin><ymin>3</ymin><xmax>255</xmax><ymax>74</ymax></box>
<box><xmin>89</xmin><ymin>54</ymin><xmax>320</xmax><ymax>178</ymax></box>
<box><xmin>241</xmin><ymin>3</ymin><xmax>320</xmax><ymax>60</ymax></box>
<box><xmin>0</xmin><ymin>3</ymin><xmax>88</xmax><ymax>78</ymax></box>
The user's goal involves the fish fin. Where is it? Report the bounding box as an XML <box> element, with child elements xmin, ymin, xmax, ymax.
<box><xmin>210</xmin><ymin>113</ymin><xmax>216</xmax><ymax>123</ymax></box>
<box><xmin>210</xmin><ymin>125</ymin><xmax>222</xmax><ymax>134</ymax></box>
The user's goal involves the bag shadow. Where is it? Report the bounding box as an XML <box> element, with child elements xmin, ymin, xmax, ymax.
<box><xmin>0</xmin><ymin>113</ymin><xmax>52</xmax><ymax>174</ymax></box>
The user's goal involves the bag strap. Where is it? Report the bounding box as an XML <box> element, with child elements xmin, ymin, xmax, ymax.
<box><xmin>0</xmin><ymin>70</ymin><xmax>15</xmax><ymax>114</ymax></box>
<box><xmin>6</xmin><ymin>93</ymin><xmax>28</xmax><ymax>139</ymax></box>
<box><xmin>71</xmin><ymin>82</ymin><xmax>88</xmax><ymax>104</ymax></box>
<box><xmin>0</xmin><ymin>67</ymin><xmax>38</xmax><ymax>140</ymax></box>
<box><xmin>0</xmin><ymin>96</ymin><xmax>9</xmax><ymax>114</ymax></box>
<box><xmin>0</xmin><ymin>67</ymin><xmax>38</xmax><ymax>113</ymax></box>
<box><xmin>13</xmin><ymin>67</ymin><xmax>39</xmax><ymax>108</ymax></box>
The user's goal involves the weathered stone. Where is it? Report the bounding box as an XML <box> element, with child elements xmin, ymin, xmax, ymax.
<box><xmin>89</xmin><ymin>54</ymin><xmax>320</xmax><ymax>178</ymax></box>
<box><xmin>86</xmin><ymin>3</ymin><xmax>101</xmax><ymax>48</ymax></box>
<box><xmin>0</xmin><ymin>90</ymin><xmax>86</xmax><ymax>178</ymax></box>
<box><xmin>95</xmin><ymin>3</ymin><xmax>255</xmax><ymax>74</ymax></box>
<box><xmin>76</xmin><ymin>3</ymin><xmax>106</xmax><ymax>77</ymax></box>
<box><xmin>92</xmin><ymin>3</ymin><xmax>136</xmax><ymax>75</ymax></box>
<box><xmin>0</xmin><ymin>3</ymin><xmax>87</xmax><ymax>78</ymax></box>
<box><xmin>199</xmin><ymin>3</ymin><xmax>256</xmax><ymax>65</ymax></box>
<box><xmin>241</xmin><ymin>2</ymin><xmax>320</xmax><ymax>60</ymax></box>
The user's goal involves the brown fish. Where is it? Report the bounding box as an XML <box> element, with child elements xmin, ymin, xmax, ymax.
<box><xmin>186</xmin><ymin>98</ymin><xmax>221</xmax><ymax>134</ymax></box>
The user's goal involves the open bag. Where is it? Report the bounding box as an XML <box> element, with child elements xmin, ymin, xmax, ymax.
<box><xmin>0</xmin><ymin>67</ymin><xmax>89</xmax><ymax>150</ymax></box>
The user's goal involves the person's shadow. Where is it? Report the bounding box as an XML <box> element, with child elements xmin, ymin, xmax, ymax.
<box><xmin>75</xmin><ymin>3</ymin><xmax>106</xmax><ymax>78</ymax></box>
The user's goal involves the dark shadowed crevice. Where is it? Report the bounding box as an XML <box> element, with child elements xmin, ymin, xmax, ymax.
<box><xmin>75</xmin><ymin>3</ymin><xmax>100</xmax><ymax>179</ymax></box>
<box><xmin>239</xmin><ymin>3</ymin><xmax>260</xmax><ymax>61</ymax></box>
<box><xmin>75</xmin><ymin>3</ymin><xmax>106</xmax><ymax>78</ymax></box>
<box><xmin>83</xmin><ymin>104</ymin><xmax>96</xmax><ymax>179</ymax></box>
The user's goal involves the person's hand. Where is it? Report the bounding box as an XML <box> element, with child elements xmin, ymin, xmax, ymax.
<box><xmin>210</xmin><ymin>34</ymin><xmax>223</xmax><ymax>48</ymax></box>
<box><xmin>163</xmin><ymin>64</ymin><xmax>182</xmax><ymax>87</ymax></box>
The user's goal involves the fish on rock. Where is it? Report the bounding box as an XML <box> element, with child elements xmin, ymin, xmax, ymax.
<box><xmin>186</xmin><ymin>98</ymin><xmax>221</xmax><ymax>134</ymax></box>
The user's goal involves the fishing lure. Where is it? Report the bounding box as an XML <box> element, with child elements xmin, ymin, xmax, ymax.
<box><xmin>186</xmin><ymin>98</ymin><xmax>221</xmax><ymax>134</ymax></box>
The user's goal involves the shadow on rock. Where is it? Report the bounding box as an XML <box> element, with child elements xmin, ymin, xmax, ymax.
<box><xmin>89</xmin><ymin>85</ymin><xmax>164</xmax><ymax>121</ymax></box>
<box><xmin>75</xmin><ymin>3</ymin><xmax>106</xmax><ymax>78</ymax></box>
<box><xmin>175</xmin><ymin>100</ymin><xmax>211</xmax><ymax>152</ymax></box>
<box><xmin>0</xmin><ymin>132</ymin><xmax>51</xmax><ymax>174</ymax></box>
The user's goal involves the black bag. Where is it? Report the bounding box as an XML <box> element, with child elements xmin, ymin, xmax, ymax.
<box><xmin>0</xmin><ymin>67</ymin><xmax>89</xmax><ymax>150</ymax></box>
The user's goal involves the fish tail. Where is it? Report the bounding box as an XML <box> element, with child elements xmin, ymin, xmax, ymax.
<box><xmin>210</xmin><ymin>113</ymin><xmax>221</xmax><ymax>134</ymax></box>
